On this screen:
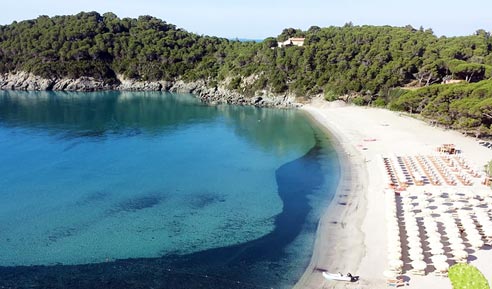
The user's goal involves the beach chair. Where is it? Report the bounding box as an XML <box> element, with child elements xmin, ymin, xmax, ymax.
<box><xmin>387</xmin><ymin>278</ymin><xmax>406</xmax><ymax>287</ymax></box>
<box><xmin>408</xmin><ymin>268</ymin><xmax>425</xmax><ymax>276</ymax></box>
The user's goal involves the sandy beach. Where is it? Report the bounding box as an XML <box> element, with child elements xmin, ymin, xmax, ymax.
<box><xmin>294</xmin><ymin>98</ymin><xmax>492</xmax><ymax>289</ymax></box>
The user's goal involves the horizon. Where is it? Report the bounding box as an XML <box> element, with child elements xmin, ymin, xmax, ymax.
<box><xmin>1</xmin><ymin>0</ymin><xmax>492</xmax><ymax>39</ymax></box>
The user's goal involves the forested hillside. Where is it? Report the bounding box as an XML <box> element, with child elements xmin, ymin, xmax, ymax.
<box><xmin>0</xmin><ymin>12</ymin><xmax>491</xmax><ymax>135</ymax></box>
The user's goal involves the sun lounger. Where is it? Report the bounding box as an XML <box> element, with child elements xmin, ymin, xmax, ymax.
<box><xmin>387</xmin><ymin>278</ymin><xmax>406</xmax><ymax>287</ymax></box>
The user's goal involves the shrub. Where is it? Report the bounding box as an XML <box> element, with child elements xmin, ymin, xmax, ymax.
<box><xmin>448</xmin><ymin>263</ymin><xmax>490</xmax><ymax>289</ymax></box>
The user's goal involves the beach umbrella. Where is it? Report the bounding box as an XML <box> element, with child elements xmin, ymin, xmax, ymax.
<box><xmin>431</xmin><ymin>255</ymin><xmax>448</xmax><ymax>264</ymax></box>
<box><xmin>454</xmin><ymin>201</ymin><xmax>466</xmax><ymax>209</ymax></box>
<box><xmin>469</xmin><ymin>198</ymin><xmax>482</xmax><ymax>207</ymax></box>
<box><xmin>389</xmin><ymin>259</ymin><xmax>404</xmax><ymax>270</ymax></box>
<box><xmin>436</xmin><ymin>204</ymin><xmax>453</xmax><ymax>213</ymax></box>
<box><xmin>452</xmin><ymin>250</ymin><xmax>469</xmax><ymax>261</ymax></box>
<box><xmin>387</xmin><ymin>224</ymin><xmax>400</xmax><ymax>235</ymax></box>
<box><xmin>408</xmin><ymin>247</ymin><xmax>423</xmax><ymax>255</ymax></box>
<box><xmin>430</xmin><ymin>247</ymin><xmax>445</xmax><ymax>255</ymax></box>
<box><xmin>425</xmin><ymin>229</ymin><xmax>440</xmax><ymax>237</ymax></box>
<box><xmin>406</xmin><ymin>225</ymin><xmax>419</xmax><ymax>234</ymax></box>
<box><xmin>448</xmin><ymin>236</ymin><xmax>464</xmax><ymax>246</ymax></box>
<box><xmin>408</xmin><ymin>252</ymin><xmax>424</xmax><ymax>261</ymax></box>
<box><xmin>462</xmin><ymin>222</ymin><xmax>476</xmax><ymax>232</ymax></box>
<box><xmin>476</xmin><ymin>190</ymin><xmax>489</xmax><ymax>198</ymax></box>
<box><xmin>402</xmin><ymin>203</ymin><xmax>415</xmax><ymax>212</ymax></box>
<box><xmin>427</xmin><ymin>239</ymin><xmax>443</xmax><ymax>248</ymax></box>
<box><xmin>383</xmin><ymin>270</ymin><xmax>398</xmax><ymax>278</ymax></box>
<box><xmin>444</xmin><ymin>226</ymin><xmax>460</xmax><ymax>235</ymax></box>
<box><xmin>400</xmin><ymin>191</ymin><xmax>410</xmax><ymax>198</ymax></box>
<box><xmin>434</xmin><ymin>261</ymin><xmax>449</xmax><ymax>273</ymax></box>
<box><xmin>476</xmin><ymin>215</ymin><xmax>491</xmax><ymax>225</ymax></box>
<box><xmin>466</xmin><ymin>232</ymin><xmax>482</xmax><ymax>242</ymax></box>
<box><xmin>388</xmin><ymin>251</ymin><xmax>402</xmax><ymax>261</ymax></box>
<box><xmin>482</xmin><ymin>225</ymin><xmax>492</xmax><ymax>237</ymax></box>
<box><xmin>388</xmin><ymin>246</ymin><xmax>402</xmax><ymax>255</ymax></box>
<box><xmin>411</xmin><ymin>260</ymin><xmax>427</xmax><ymax>271</ymax></box>
<box><xmin>423</xmin><ymin>223</ymin><xmax>438</xmax><ymax>230</ymax></box>
<box><xmin>387</xmin><ymin>218</ymin><xmax>399</xmax><ymax>227</ymax></box>
<box><xmin>407</xmin><ymin>237</ymin><xmax>422</xmax><ymax>248</ymax></box>
<box><xmin>469</xmin><ymin>238</ymin><xmax>484</xmax><ymax>249</ymax></box>
<box><xmin>450</xmin><ymin>243</ymin><xmax>466</xmax><ymax>251</ymax></box>
<box><xmin>428</xmin><ymin>240</ymin><xmax>444</xmax><ymax>250</ymax></box>
<box><xmin>485</xmin><ymin>197</ymin><xmax>492</xmax><ymax>205</ymax></box>
<box><xmin>403</xmin><ymin>211</ymin><xmax>416</xmax><ymax>220</ymax></box>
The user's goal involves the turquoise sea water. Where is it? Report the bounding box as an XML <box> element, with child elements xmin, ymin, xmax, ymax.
<box><xmin>0</xmin><ymin>91</ymin><xmax>339</xmax><ymax>289</ymax></box>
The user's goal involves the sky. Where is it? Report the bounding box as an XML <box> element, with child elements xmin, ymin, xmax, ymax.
<box><xmin>1</xmin><ymin>0</ymin><xmax>492</xmax><ymax>39</ymax></box>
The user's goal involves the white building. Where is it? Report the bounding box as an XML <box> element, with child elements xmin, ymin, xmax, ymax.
<box><xmin>278</xmin><ymin>37</ymin><xmax>305</xmax><ymax>48</ymax></box>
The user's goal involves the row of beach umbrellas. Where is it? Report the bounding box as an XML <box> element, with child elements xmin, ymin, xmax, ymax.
<box><xmin>385</xmin><ymin>188</ymin><xmax>492</xmax><ymax>276</ymax></box>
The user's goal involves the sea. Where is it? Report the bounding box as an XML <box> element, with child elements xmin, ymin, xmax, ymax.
<box><xmin>0</xmin><ymin>90</ymin><xmax>339</xmax><ymax>289</ymax></box>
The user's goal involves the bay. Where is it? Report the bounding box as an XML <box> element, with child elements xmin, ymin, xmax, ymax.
<box><xmin>0</xmin><ymin>90</ymin><xmax>339</xmax><ymax>289</ymax></box>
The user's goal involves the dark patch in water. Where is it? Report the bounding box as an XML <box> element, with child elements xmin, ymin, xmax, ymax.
<box><xmin>188</xmin><ymin>193</ymin><xmax>225</xmax><ymax>209</ymax></box>
<box><xmin>63</xmin><ymin>140</ymin><xmax>83</xmax><ymax>152</ymax></box>
<box><xmin>47</xmin><ymin>227</ymin><xmax>78</xmax><ymax>243</ymax></box>
<box><xmin>0</xmin><ymin>141</ymin><xmax>334</xmax><ymax>289</ymax></box>
<box><xmin>76</xmin><ymin>191</ymin><xmax>111</xmax><ymax>206</ymax></box>
<box><xmin>59</xmin><ymin>130</ymin><xmax>108</xmax><ymax>141</ymax></box>
<box><xmin>123</xmin><ymin>128</ymin><xmax>142</xmax><ymax>137</ymax></box>
<box><xmin>108</xmin><ymin>195</ymin><xmax>162</xmax><ymax>214</ymax></box>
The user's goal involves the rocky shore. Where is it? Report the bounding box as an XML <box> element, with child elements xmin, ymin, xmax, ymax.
<box><xmin>0</xmin><ymin>72</ymin><xmax>298</xmax><ymax>108</ymax></box>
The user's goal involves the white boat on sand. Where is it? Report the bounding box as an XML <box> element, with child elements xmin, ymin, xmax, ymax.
<box><xmin>322</xmin><ymin>271</ymin><xmax>357</xmax><ymax>282</ymax></box>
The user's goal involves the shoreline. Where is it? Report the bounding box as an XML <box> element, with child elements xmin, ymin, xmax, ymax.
<box><xmin>296</xmin><ymin>99</ymin><xmax>492</xmax><ymax>289</ymax></box>
<box><xmin>294</xmin><ymin>104</ymin><xmax>372</xmax><ymax>289</ymax></box>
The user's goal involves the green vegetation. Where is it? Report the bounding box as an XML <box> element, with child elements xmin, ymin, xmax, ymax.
<box><xmin>1</xmin><ymin>12</ymin><xmax>492</xmax><ymax>135</ymax></box>
<box><xmin>448</xmin><ymin>263</ymin><xmax>490</xmax><ymax>289</ymax></box>
<box><xmin>388</xmin><ymin>81</ymin><xmax>492</xmax><ymax>136</ymax></box>
<box><xmin>0</xmin><ymin>12</ymin><xmax>231</xmax><ymax>81</ymax></box>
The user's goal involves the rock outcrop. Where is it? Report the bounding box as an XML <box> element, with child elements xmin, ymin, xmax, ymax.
<box><xmin>0</xmin><ymin>72</ymin><xmax>55</xmax><ymax>91</ymax></box>
<box><xmin>0</xmin><ymin>72</ymin><xmax>115</xmax><ymax>91</ymax></box>
<box><xmin>0</xmin><ymin>72</ymin><xmax>299</xmax><ymax>108</ymax></box>
<box><xmin>117</xmin><ymin>75</ymin><xmax>172</xmax><ymax>91</ymax></box>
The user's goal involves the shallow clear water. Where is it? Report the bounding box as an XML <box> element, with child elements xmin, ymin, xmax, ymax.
<box><xmin>0</xmin><ymin>90</ymin><xmax>339</xmax><ymax>289</ymax></box>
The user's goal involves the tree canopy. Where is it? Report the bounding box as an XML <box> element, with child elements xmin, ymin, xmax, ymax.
<box><xmin>1</xmin><ymin>12</ymin><xmax>492</xmax><ymax>135</ymax></box>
